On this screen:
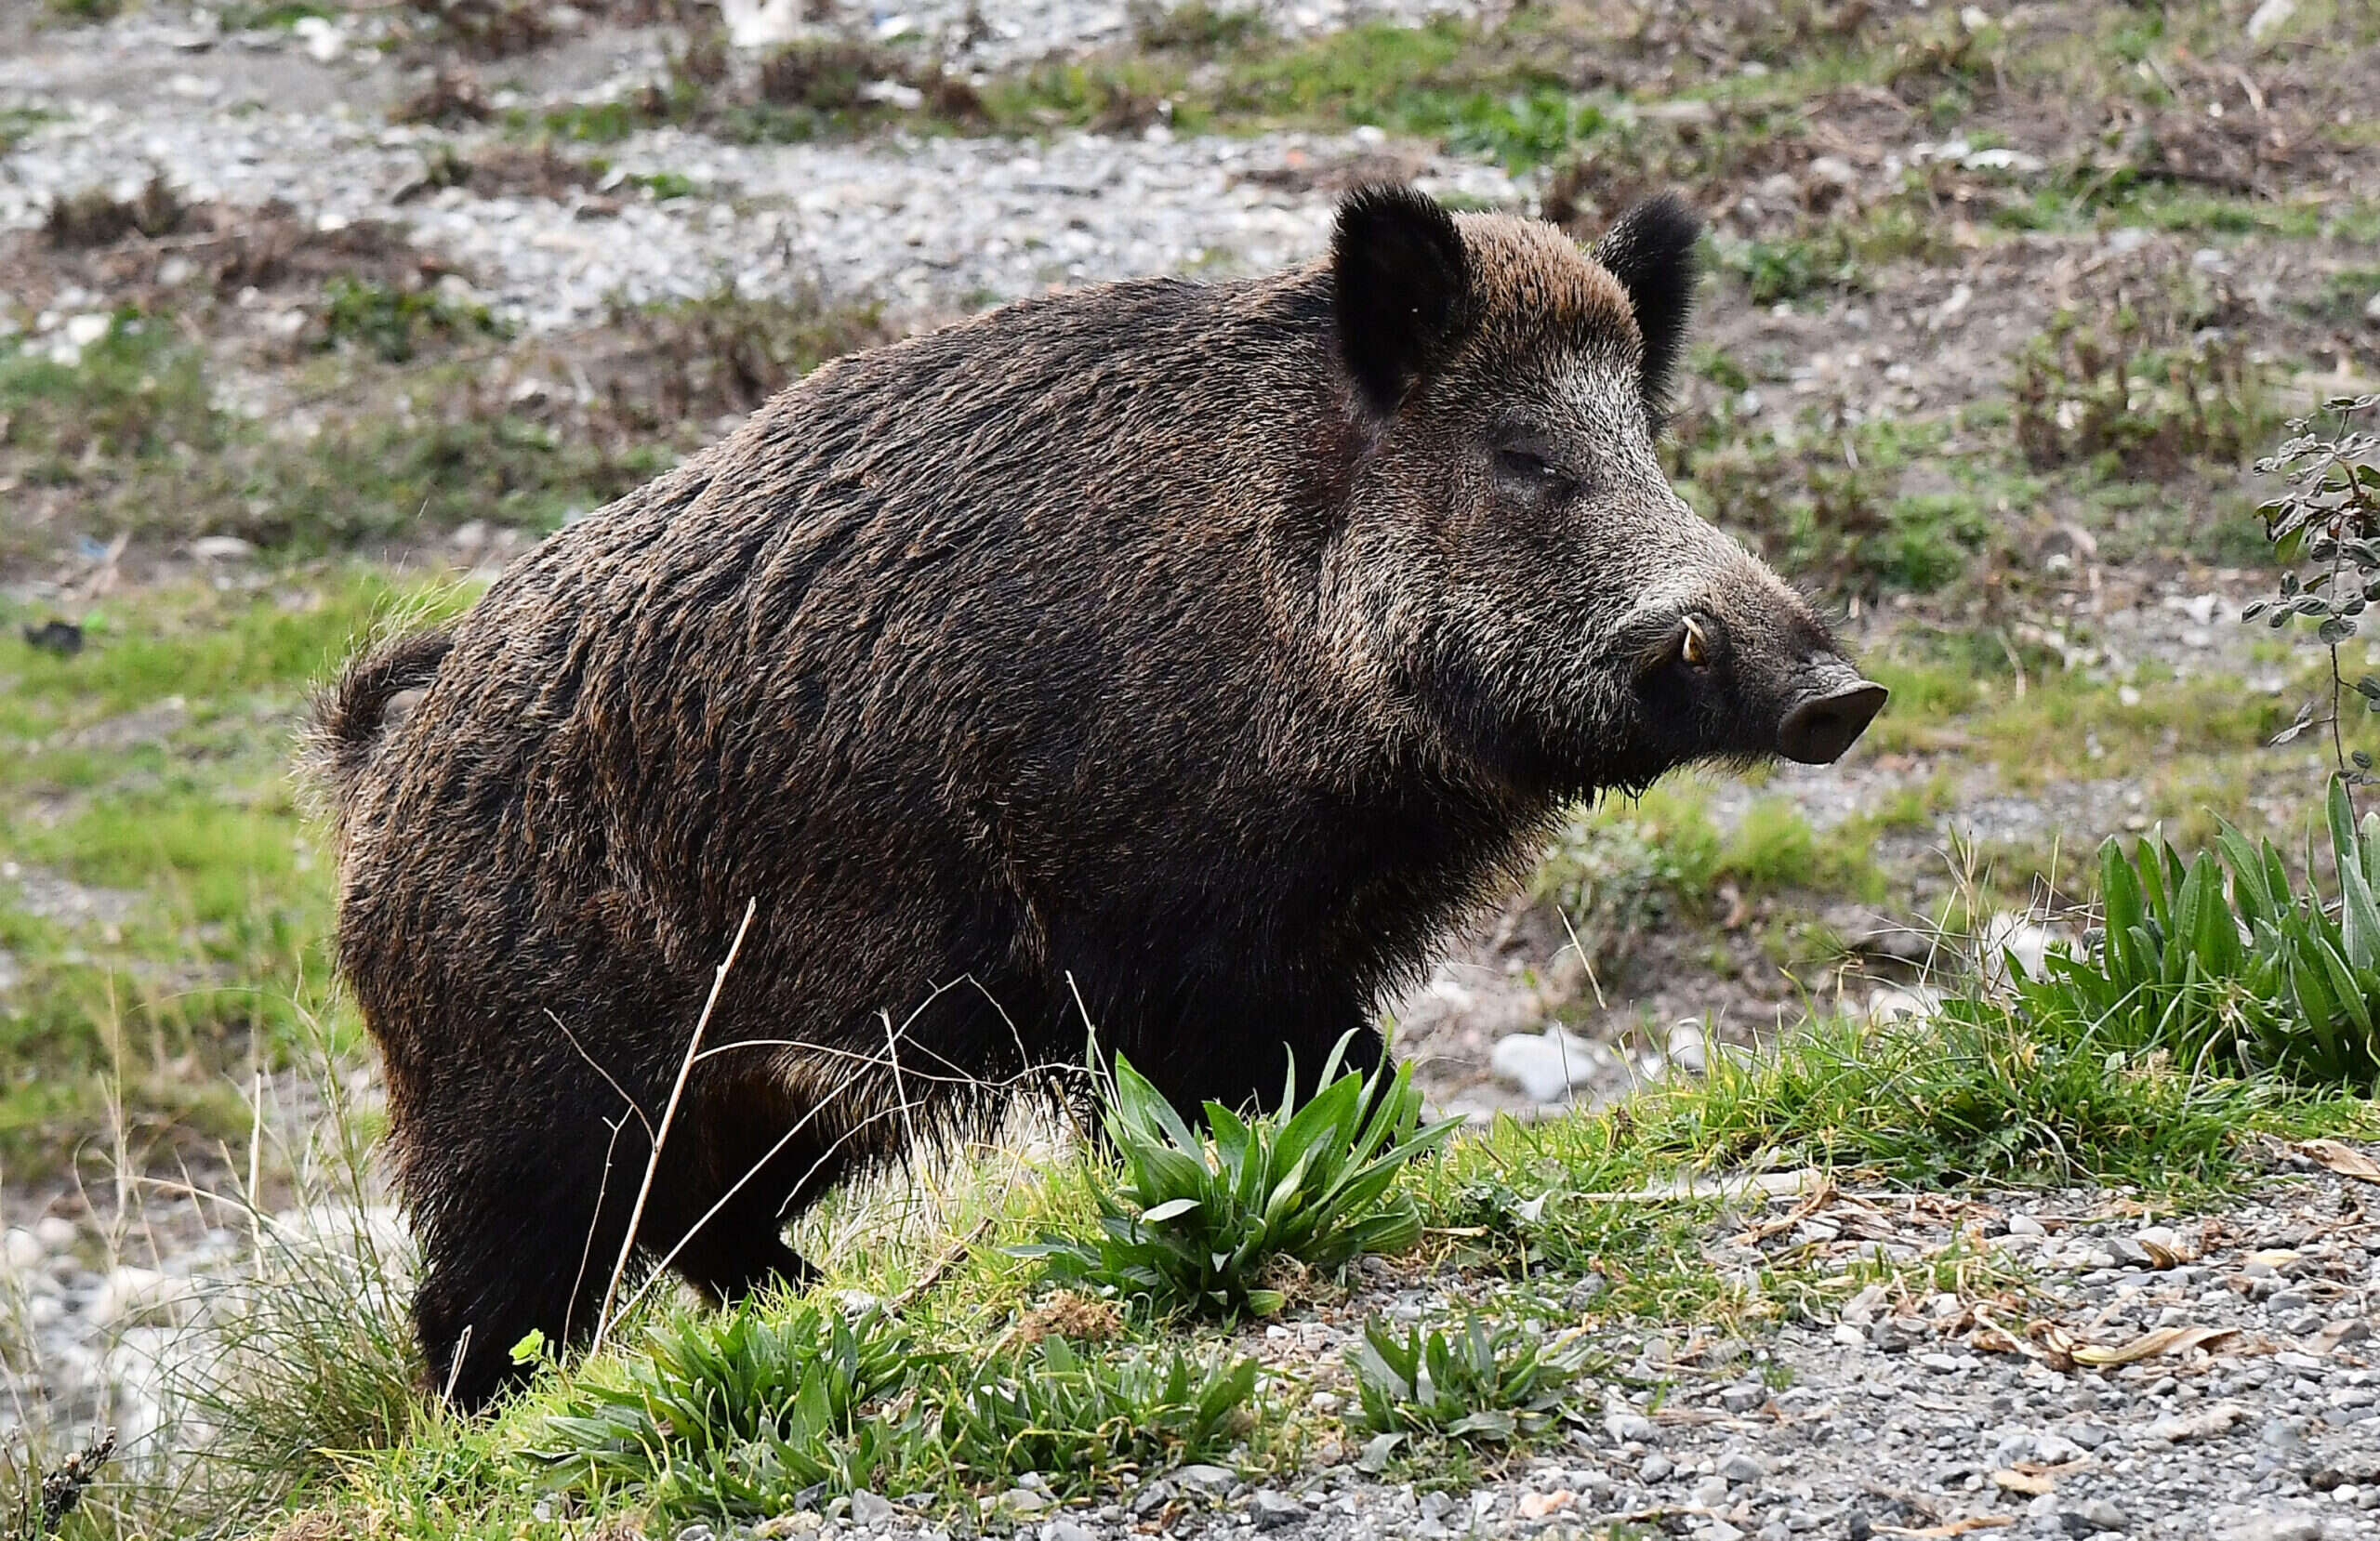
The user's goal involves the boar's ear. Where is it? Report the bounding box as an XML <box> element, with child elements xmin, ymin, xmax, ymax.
<box><xmin>1593</xmin><ymin>192</ymin><xmax>1701</xmax><ymax>426</ymax></box>
<box><xmin>1332</xmin><ymin>184</ymin><xmax>1474</xmax><ymax>417</ymax></box>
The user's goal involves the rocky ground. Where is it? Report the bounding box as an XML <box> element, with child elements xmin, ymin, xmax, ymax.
<box><xmin>586</xmin><ymin>1148</ymin><xmax>2380</xmax><ymax>1541</ymax></box>
<box><xmin>1</xmin><ymin>0</ymin><xmax>2376</xmax><ymax>1532</ymax></box>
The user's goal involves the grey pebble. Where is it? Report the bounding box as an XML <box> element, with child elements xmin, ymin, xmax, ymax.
<box><xmin>2059</xmin><ymin>1498</ymin><xmax>2128</xmax><ymax>1534</ymax></box>
<box><xmin>1247</xmin><ymin>1489</ymin><xmax>1305</xmax><ymax>1530</ymax></box>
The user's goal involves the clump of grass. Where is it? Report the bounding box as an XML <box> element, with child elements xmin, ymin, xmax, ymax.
<box><xmin>315</xmin><ymin>277</ymin><xmax>509</xmax><ymax>364</ymax></box>
<box><xmin>534</xmin><ymin>1305</ymin><xmax>1258</xmax><ymax>1520</ymax></box>
<box><xmin>921</xmin><ymin>1336</ymin><xmax>1258</xmax><ymax>1500</ymax></box>
<box><xmin>1631</xmin><ymin>995</ymin><xmax>2279</xmax><ymax>1189</ymax></box>
<box><xmin>1713</xmin><ymin>230</ymin><xmax>1865</xmax><ymax>307</ymax></box>
<box><xmin>144</xmin><ymin>1044</ymin><xmax>427</xmax><ymax>1529</ymax></box>
<box><xmin>1346</xmin><ymin>1314</ymin><xmax>1604</xmax><ymax>1448</ymax></box>
<box><xmin>1131</xmin><ymin>0</ymin><xmax>1270</xmax><ymax>54</ymax></box>
<box><xmin>43</xmin><ymin>173</ymin><xmax>189</xmax><ymax>248</ymax></box>
<box><xmin>2010</xmin><ymin>307</ymin><xmax>2272</xmax><ymax>475</ymax></box>
<box><xmin>536</xmin><ymin>1299</ymin><xmax>916</xmax><ymax>1515</ymax></box>
<box><xmin>1023</xmin><ymin>1041</ymin><xmax>1456</xmax><ymax>1319</ymax></box>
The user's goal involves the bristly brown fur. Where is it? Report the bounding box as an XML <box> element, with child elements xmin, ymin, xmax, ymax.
<box><xmin>314</xmin><ymin>186</ymin><xmax>1873</xmax><ymax>1407</ymax></box>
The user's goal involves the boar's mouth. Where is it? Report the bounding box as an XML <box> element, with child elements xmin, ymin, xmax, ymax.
<box><xmin>1777</xmin><ymin>678</ymin><xmax>1888</xmax><ymax>765</ymax></box>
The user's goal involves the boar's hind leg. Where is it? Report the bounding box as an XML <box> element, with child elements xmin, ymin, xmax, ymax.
<box><xmin>649</xmin><ymin>1074</ymin><xmax>849</xmax><ymax>1306</ymax></box>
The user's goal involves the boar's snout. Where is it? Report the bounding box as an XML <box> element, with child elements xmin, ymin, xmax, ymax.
<box><xmin>1777</xmin><ymin>676</ymin><xmax>1887</xmax><ymax>765</ymax></box>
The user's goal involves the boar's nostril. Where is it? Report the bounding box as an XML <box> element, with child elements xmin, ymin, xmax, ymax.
<box><xmin>1777</xmin><ymin>681</ymin><xmax>1888</xmax><ymax>765</ymax></box>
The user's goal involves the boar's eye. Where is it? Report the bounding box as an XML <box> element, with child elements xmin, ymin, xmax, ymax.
<box><xmin>1493</xmin><ymin>446</ymin><xmax>1580</xmax><ymax>500</ymax></box>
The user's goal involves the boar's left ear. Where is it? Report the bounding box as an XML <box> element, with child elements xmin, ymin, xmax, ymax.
<box><xmin>1332</xmin><ymin>184</ymin><xmax>1474</xmax><ymax>417</ymax></box>
<box><xmin>1594</xmin><ymin>192</ymin><xmax>1701</xmax><ymax>426</ymax></box>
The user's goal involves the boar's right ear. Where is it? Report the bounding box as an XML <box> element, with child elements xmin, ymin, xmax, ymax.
<box><xmin>1593</xmin><ymin>192</ymin><xmax>1701</xmax><ymax>426</ymax></box>
<box><xmin>1332</xmin><ymin>184</ymin><xmax>1474</xmax><ymax>417</ymax></box>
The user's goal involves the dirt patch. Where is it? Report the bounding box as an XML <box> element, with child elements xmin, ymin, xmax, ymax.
<box><xmin>0</xmin><ymin>196</ymin><xmax>457</xmax><ymax>324</ymax></box>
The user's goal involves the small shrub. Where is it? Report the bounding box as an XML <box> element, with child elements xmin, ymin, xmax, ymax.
<box><xmin>1346</xmin><ymin>1314</ymin><xmax>1603</xmax><ymax>1446</ymax></box>
<box><xmin>1023</xmin><ymin>1042</ymin><xmax>1457</xmax><ymax>1318</ymax></box>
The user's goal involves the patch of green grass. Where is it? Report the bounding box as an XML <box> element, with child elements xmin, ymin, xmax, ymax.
<box><xmin>1627</xmin><ymin>998</ymin><xmax>2281</xmax><ymax>1189</ymax></box>
<box><xmin>1713</xmin><ymin>230</ymin><xmax>1866</xmax><ymax>307</ymax></box>
<box><xmin>3</xmin><ymin>290</ymin><xmax>881</xmax><ymax>560</ymax></box>
<box><xmin>0</xmin><ymin>104</ymin><xmax>60</xmax><ymax>152</ymax></box>
<box><xmin>0</xmin><ymin>313</ymin><xmax>223</xmax><ymax>482</ymax></box>
<box><xmin>317</xmin><ymin>278</ymin><xmax>509</xmax><ymax>364</ymax></box>
<box><xmin>532</xmin><ymin>1297</ymin><xmax>1261</xmax><ymax>1522</ymax></box>
<box><xmin>1675</xmin><ymin>415</ymin><xmax>2003</xmax><ymax>599</ymax></box>
<box><xmin>218</xmin><ymin>0</ymin><xmax>339</xmax><ymax>26</ymax></box>
<box><xmin>0</xmin><ymin>573</ymin><xmax>479</xmax><ymax>1172</ymax></box>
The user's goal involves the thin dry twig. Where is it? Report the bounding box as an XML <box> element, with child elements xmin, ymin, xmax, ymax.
<box><xmin>592</xmin><ymin>897</ymin><xmax>756</xmax><ymax>1353</ymax></box>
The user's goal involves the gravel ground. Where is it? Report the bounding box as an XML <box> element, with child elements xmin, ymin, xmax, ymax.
<box><xmin>605</xmin><ymin>1151</ymin><xmax>2380</xmax><ymax>1541</ymax></box>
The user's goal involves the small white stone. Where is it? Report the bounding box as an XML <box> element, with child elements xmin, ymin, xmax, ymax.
<box><xmin>2</xmin><ymin>1229</ymin><xmax>43</xmax><ymax>1271</ymax></box>
<box><xmin>1488</xmin><ymin>1024</ymin><xmax>1604</xmax><ymax>1103</ymax></box>
<box><xmin>2245</xmin><ymin>0</ymin><xmax>2295</xmax><ymax>42</ymax></box>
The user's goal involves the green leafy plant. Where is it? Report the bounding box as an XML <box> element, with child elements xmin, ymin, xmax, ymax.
<box><xmin>532</xmin><ymin>1304</ymin><xmax>1257</xmax><ymax>1520</ymax></box>
<box><xmin>2243</xmin><ymin>394</ymin><xmax>2380</xmax><ymax>776</ymax></box>
<box><xmin>2008</xmin><ymin>788</ymin><xmax>2380</xmax><ymax>1091</ymax></box>
<box><xmin>2009</xmin><ymin>307</ymin><xmax>2270</xmax><ymax>474</ymax></box>
<box><xmin>316</xmin><ymin>278</ymin><xmax>508</xmax><ymax>364</ymax></box>
<box><xmin>534</xmin><ymin>1301</ymin><xmax>917</xmax><ymax>1513</ymax></box>
<box><xmin>924</xmin><ymin>1337</ymin><xmax>1258</xmax><ymax>1496</ymax></box>
<box><xmin>1346</xmin><ymin>1314</ymin><xmax>1603</xmax><ymax>1446</ymax></box>
<box><xmin>1024</xmin><ymin>1040</ymin><xmax>1458</xmax><ymax>1318</ymax></box>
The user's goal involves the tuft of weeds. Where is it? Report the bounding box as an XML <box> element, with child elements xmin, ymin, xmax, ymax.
<box><xmin>921</xmin><ymin>1337</ymin><xmax>1259</xmax><ymax>1502</ymax></box>
<box><xmin>1022</xmin><ymin>1042</ymin><xmax>1457</xmax><ymax>1319</ymax></box>
<box><xmin>313</xmin><ymin>277</ymin><xmax>509</xmax><ymax>364</ymax></box>
<box><xmin>2009</xmin><ymin>306</ymin><xmax>2273</xmax><ymax>475</ymax></box>
<box><xmin>534</xmin><ymin>1304</ymin><xmax>1259</xmax><ymax>1520</ymax></box>
<box><xmin>1345</xmin><ymin>1313</ymin><xmax>1604</xmax><ymax>1448</ymax></box>
<box><xmin>536</xmin><ymin>1299</ymin><xmax>916</xmax><ymax>1514</ymax></box>
<box><xmin>43</xmin><ymin>174</ymin><xmax>190</xmax><ymax>249</ymax></box>
<box><xmin>1131</xmin><ymin>0</ymin><xmax>1270</xmax><ymax>55</ymax></box>
<box><xmin>1673</xmin><ymin>415</ymin><xmax>1996</xmax><ymax>598</ymax></box>
<box><xmin>1713</xmin><ymin>230</ymin><xmax>1866</xmax><ymax>307</ymax></box>
<box><xmin>142</xmin><ymin>1039</ymin><xmax>426</xmax><ymax>1529</ymax></box>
